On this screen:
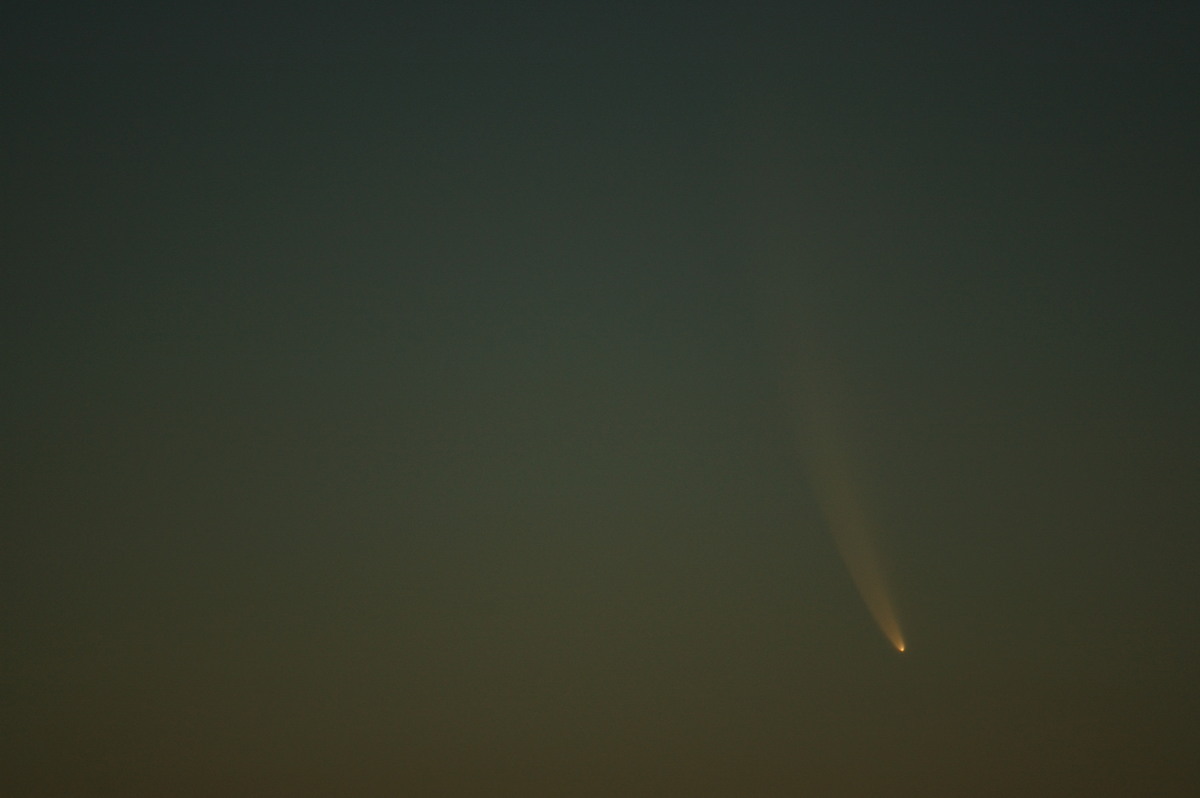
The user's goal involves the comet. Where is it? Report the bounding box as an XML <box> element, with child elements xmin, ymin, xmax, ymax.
<box><xmin>797</xmin><ymin>356</ymin><xmax>906</xmax><ymax>654</ymax></box>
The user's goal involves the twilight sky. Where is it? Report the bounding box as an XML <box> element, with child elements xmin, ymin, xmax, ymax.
<box><xmin>3</xmin><ymin>4</ymin><xmax>1199</xmax><ymax>796</ymax></box>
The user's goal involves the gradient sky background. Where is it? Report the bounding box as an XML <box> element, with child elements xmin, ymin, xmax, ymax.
<box><xmin>3</xmin><ymin>4</ymin><xmax>1199</xmax><ymax>796</ymax></box>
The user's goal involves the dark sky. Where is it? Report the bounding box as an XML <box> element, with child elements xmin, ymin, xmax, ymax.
<box><xmin>4</xmin><ymin>4</ymin><xmax>1199</xmax><ymax>796</ymax></box>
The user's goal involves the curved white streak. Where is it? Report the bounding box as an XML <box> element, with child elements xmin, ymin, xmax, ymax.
<box><xmin>801</xmin><ymin>368</ymin><xmax>905</xmax><ymax>653</ymax></box>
